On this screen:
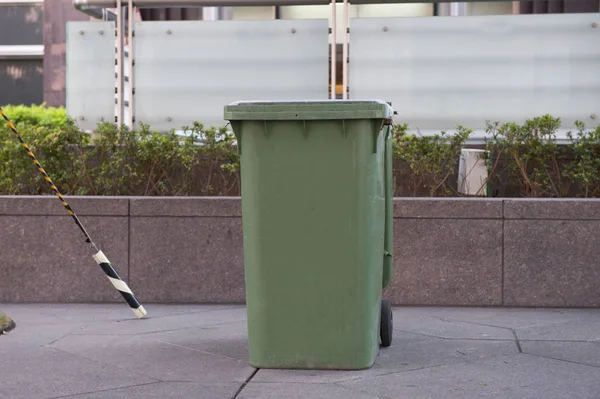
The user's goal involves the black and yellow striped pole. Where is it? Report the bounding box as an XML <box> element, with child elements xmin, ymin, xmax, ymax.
<box><xmin>0</xmin><ymin>107</ymin><xmax>147</xmax><ymax>319</ymax></box>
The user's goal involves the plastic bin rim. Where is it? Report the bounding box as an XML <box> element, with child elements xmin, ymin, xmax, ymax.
<box><xmin>224</xmin><ymin>99</ymin><xmax>395</xmax><ymax>121</ymax></box>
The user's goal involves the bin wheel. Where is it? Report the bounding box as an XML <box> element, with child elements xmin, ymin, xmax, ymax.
<box><xmin>380</xmin><ymin>299</ymin><xmax>393</xmax><ymax>347</ymax></box>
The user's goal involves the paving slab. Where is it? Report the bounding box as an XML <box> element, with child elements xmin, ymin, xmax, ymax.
<box><xmin>516</xmin><ymin>318</ymin><xmax>600</xmax><ymax>341</ymax></box>
<box><xmin>340</xmin><ymin>353</ymin><xmax>600</xmax><ymax>399</ymax></box>
<box><xmin>521</xmin><ymin>341</ymin><xmax>600</xmax><ymax>368</ymax></box>
<box><xmin>394</xmin><ymin>313</ymin><xmax>514</xmax><ymax>340</ymax></box>
<box><xmin>74</xmin><ymin>305</ymin><xmax>247</xmax><ymax>335</ymax></box>
<box><xmin>23</xmin><ymin>303</ymin><xmax>243</xmax><ymax>323</ymax></box>
<box><xmin>253</xmin><ymin>338</ymin><xmax>517</xmax><ymax>384</ymax></box>
<box><xmin>1</xmin><ymin>304</ymin><xmax>600</xmax><ymax>399</ymax></box>
<box><xmin>51</xmin><ymin>333</ymin><xmax>255</xmax><ymax>384</ymax></box>
<box><xmin>393</xmin><ymin>306</ymin><xmax>600</xmax><ymax>330</ymax></box>
<box><xmin>146</xmin><ymin>321</ymin><xmax>250</xmax><ymax>362</ymax></box>
<box><xmin>48</xmin><ymin>382</ymin><xmax>240</xmax><ymax>399</ymax></box>
<box><xmin>238</xmin><ymin>383</ymin><xmax>383</xmax><ymax>399</ymax></box>
<box><xmin>0</xmin><ymin>345</ymin><xmax>157</xmax><ymax>399</ymax></box>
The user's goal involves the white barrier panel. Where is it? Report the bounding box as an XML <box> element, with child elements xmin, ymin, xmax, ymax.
<box><xmin>350</xmin><ymin>14</ymin><xmax>600</xmax><ymax>131</ymax></box>
<box><xmin>458</xmin><ymin>149</ymin><xmax>488</xmax><ymax>196</ymax></box>
<box><xmin>66</xmin><ymin>21</ymin><xmax>117</xmax><ymax>131</ymax></box>
<box><xmin>134</xmin><ymin>19</ymin><xmax>329</xmax><ymax>131</ymax></box>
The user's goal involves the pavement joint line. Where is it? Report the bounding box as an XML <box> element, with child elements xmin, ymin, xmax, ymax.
<box><xmin>10</xmin><ymin>305</ymin><xmax>245</xmax><ymax>325</ymax></box>
<box><xmin>111</xmin><ymin>305</ymin><xmax>245</xmax><ymax>321</ymax></box>
<box><xmin>45</xmin><ymin>381</ymin><xmax>163</xmax><ymax>399</ymax></box>
<box><xmin>434</xmin><ymin>317</ymin><xmax>530</xmax><ymax>331</ymax></box>
<box><xmin>156</xmin><ymin>340</ymin><xmax>249</xmax><ymax>364</ymax></box>
<box><xmin>512</xmin><ymin>329</ymin><xmax>523</xmax><ymax>353</ymax></box>
<box><xmin>394</xmin><ymin>327</ymin><xmax>518</xmax><ymax>341</ymax></box>
<box><xmin>47</xmin><ymin>345</ymin><xmax>164</xmax><ymax>383</ymax></box>
<box><xmin>332</xmin><ymin>358</ymin><xmax>486</xmax><ymax>384</ymax></box>
<box><xmin>424</xmin><ymin>336</ymin><xmax>514</xmax><ymax>342</ymax></box>
<box><xmin>393</xmin><ymin>329</ymin><xmax>443</xmax><ymax>339</ymax></box>
<box><xmin>70</xmin><ymin>319</ymin><xmax>248</xmax><ymax>336</ymax></box>
<box><xmin>432</xmin><ymin>315</ymin><xmax>600</xmax><ymax>334</ymax></box>
<box><xmin>520</xmin><ymin>352</ymin><xmax>600</xmax><ymax>369</ymax></box>
<box><xmin>43</xmin><ymin>333</ymin><xmax>75</xmax><ymax>347</ymax></box>
<box><xmin>231</xmin><ymin>368</ymin><xmax>259</xmax><ymax>399</ymax></box>
<box><xmin>520</xmin><ymin>339</ymin><xmax>600</xmax><ymax>343</ymax></box>
<box><xmin>333</xmin><ymin>384</ymin><xmax>391</xmax><ymax>399</ymax></box>
<box><xmin>333</xmin><ymin>349</ymin><xmax>526</xmax><ymax>385</ymax></box>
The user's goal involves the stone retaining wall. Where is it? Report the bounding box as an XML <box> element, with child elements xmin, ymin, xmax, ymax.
<box><xmin>1</xmin><ymin>196</ymin><xmax>598</xmax><ymax>307</ymax></box>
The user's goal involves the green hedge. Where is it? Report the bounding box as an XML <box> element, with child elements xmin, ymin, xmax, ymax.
<box><xmin>1</xmin><ymin>104</ymin><xmax>68</xmax><ymax>128</ymax></box>
<box><xmin>394</xmin><ymin>116</ymin><xmax>600</xmax><ymax>197</ymax></box>
<box><xmin>1</xmin><ymin>105</ymin><xmax>599</xmax><ymax>197</ymax></box>
<box><xmin>0</xmin><ymin>104</ymin><xmax>239</xmax><ymax>196</ymax></box>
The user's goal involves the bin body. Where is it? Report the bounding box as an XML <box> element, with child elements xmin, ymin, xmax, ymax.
<box><xmin>225</xmin><ymin>100</ymin><xmax>394</xmax><ymax>370</ymax></box>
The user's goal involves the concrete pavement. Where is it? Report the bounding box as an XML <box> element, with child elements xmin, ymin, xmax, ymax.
<box><xmin>1</xmin><ymin>304</ymin><xmax>599</xmax><ymax>399</ymax></box>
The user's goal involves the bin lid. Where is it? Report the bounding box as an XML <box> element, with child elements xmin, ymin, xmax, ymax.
<box><xmin>224</xmin><ymin>100</ymin><xmax>394</xmax><ymax>121</ymax></box>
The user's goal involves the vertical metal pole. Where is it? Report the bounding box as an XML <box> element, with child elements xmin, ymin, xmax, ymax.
<box><xmin>330</xmin><ymin>0</ymin><xmax>337</xmax><ymax>100</ymax></box>
<box><xmin>450</xmin><ymin>2</ymin><xmax>467</xmax><ymax>16</ymax></box>
<box><xmin>116</xmin><ymin>0</ymin><xmax>124</xmax><ymax>127</ymax></box>
<box><xmin>128</xmin><ymin>0</ymin><xmax>134</xmax><ymax>130</ymax></box>
<box><xmin>203</xmin><ymin>6</ymin><xmax>219</xmax><ymax>20</ymax></box>
<box><xmin>512</xmin><ymin>1</ymin><xmax>520</xmax><ymax>14</ymax></box>
<box><xmin>342</xmin><ymin>0</ymin><xmax>348</xmax><ymax>100</ymax></box>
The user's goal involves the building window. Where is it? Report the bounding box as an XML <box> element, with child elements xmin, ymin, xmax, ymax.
<box><xmin>0</xmin><ymin>1</ymin><xmax>44</xmax><ymax>106</ymax></box>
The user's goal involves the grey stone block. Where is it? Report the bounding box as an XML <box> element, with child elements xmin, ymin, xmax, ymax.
<box><xmin>0</xmin><ymin>216</ymin><xmax>129</xmax><ymax>303</ymax></box>
<box><xmin>0</xmin><ymin>304</ymin><xmax>65</xmax><ymax>326</ymax></box>
<box><xmin>504</xmin><ymin>199</ymin><xmax>600</xmax><ymax>220</ymax></box>
<box><xmin>239</xmin><ymin>383</ymin><xmax>382</xmax><ymax>399</ymax></box>
<box><xmin>395</xmin><ymin>306</ymin><xmax>600</xmax><ymax>330</ymax></box>
<box><xmin>147</xmin><ymin>320</ymin><xmax>250</xmax><ymax>362</ymax></box>
<box><xmin>250</xmin><ymin>330</ymin><xmax>435</xmax><ymax>385</ymax></box>
<box><xmin>77</xmin><ymin>306</ymin><xmax>247</xmax><ymax>335</ymax></box>
<box><xmin>339</xmin><ymin>353</ymin><xmax>600</xmax><ymax>399</ymax></box>
<box><xmin>394</xmin><ymin>312</ymin><xmax>515</xmax><ymax>340</ymax></box>
<box><xmin>386</xmin><ymin>219</ymin><xmax>503</xmax><ymax>305</ymax></box>
<box><xmin>521</xmin><ymin>341</ymin><xmax>600</xmax><ymax>368</ymax></box>
<box><xmin>65</xmin><ymin>382</ymin><xmax>241</xmax><ymax>399</ymax></box>
<box><xmin>0</xmin><ymin>195</ymin><xmax>129</xmax><ymax>216</ymax></box>
<box><xmin>23</xmin><ymin>303</ymin><xmax>240</xmax><ymax>323</ymax></box>
<box><xmin>516</xmin><ymin>318</ymin><xmax>600</xmax><ymax>342</ymax></box>
<box><xmin>253</xmin><ymin>338</ymin><xmax>517</xmax><ymax>384</ymax></box>
<box><xmin>130</xmin><ymin>197</ymin><xmax>241</xmax><ymax>217</ymax></box>
<box><xmin>51</xmin><ymin>334</ymin><xmax>256</xmax><ymax>383</ymax></box>
<box><xmin>0</xmin><ymin>307</ymin><xmax>85</xmax><ymax>348</ymax></box>
<box><xmin>0</xmin><ymin>345</ymin><xmax>157</xmax><ymax>399</ymax></box>
<box><xmin>129</xmin><ymin>216</ymin><xmax>245</xmax><ymax>303</ymax></box>
<box><xmin>504</xmin><ymin>220</ymin><xmax>600</xmax><ymax>307</ymax></box>
<box><xmin>394</xmin><ymin>198</ymin><xmax>503</xmax><ymax>219</ymax></box>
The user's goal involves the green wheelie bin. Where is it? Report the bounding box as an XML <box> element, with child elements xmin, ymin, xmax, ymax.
<box><xmin>224</xmin><ymin>100</ymin><xmax>394</xmax><ymax>370</ymax></box>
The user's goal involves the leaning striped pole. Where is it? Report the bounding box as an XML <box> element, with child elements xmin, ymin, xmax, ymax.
<box><xmin>0</xmin><ymin>107</ymin><xmax>147</xmax><ymax>319</ymax></box>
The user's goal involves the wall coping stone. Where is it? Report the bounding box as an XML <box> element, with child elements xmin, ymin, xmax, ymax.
<box><xmin>394</xmin><ymin>198</ymin><xmax>503</xmax><ymax>219</ymax></box>
<box><xmin>0</xmin><ymin>196</ymin><xmax>129</xmax><ymax>216</ymax></box>
<box><xmin>130</xmin><ymin>196</ymin><xmax>242</xmax><ymax>217</ymax></box>
<box><xmin>2</xmin><ymin>196</ymin><xmax>599</xmax><ymax>220</ymax></box>
<box><xmin>504</xmin><ymin>199</ymin><xmax>600</xmax><ymax>220</ymax></box>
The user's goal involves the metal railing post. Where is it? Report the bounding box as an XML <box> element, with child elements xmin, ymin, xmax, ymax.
<box><xmin>116</xmin><ymin>0</ymin><xmax>124</xmax><ymax>127</ymax></box>
<box><xmin>127</xmin><ymin>0</ymin><xmax>134</xmax><ymax>129</ymax></box>
<box><xmin>342</xmin><ymin>0</ymin><xmax>349</xmax><ymax>100</ymax></box>
<box><xmin>330</xmin><ymin>0</ymin><xmax>336</xmax><ymax>99</ymax></box>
